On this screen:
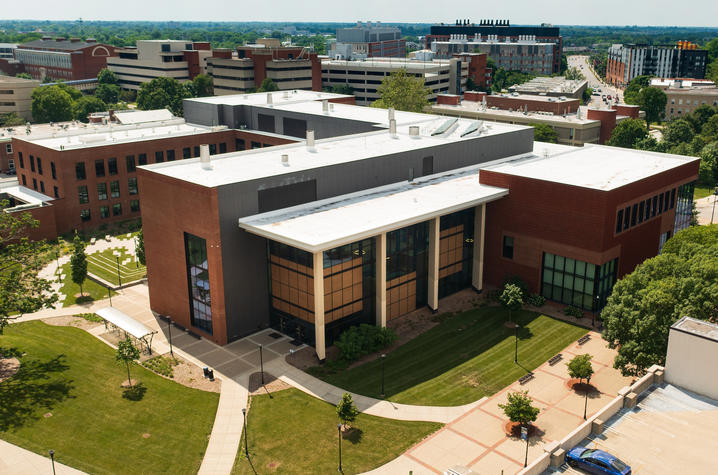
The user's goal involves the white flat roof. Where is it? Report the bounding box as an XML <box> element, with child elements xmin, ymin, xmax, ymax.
<box><xmin>144</xmin><ymin>119</ymin><xmax>527</xmax><ymax>188</ymax></box>
<box><xmin>431</xmin><ymin>101</ymin><xmax>601</xmax><ymax>125</ymax></box>
<box><xmin>114</xmin><ymin>109</ymin><xmax>175</xmax><ymax>124</ymax></box>
<box><xmin>96</xmin><ymin>307</ymin><xmax>156</xmax><ymax>339</ymax></box>
<box><xmin>239</xmin><ymin>166</ymin><xmax>508</xmax><ymax>252</ymax></box>
<box><xmin>484</xmin><ymin>144</ymin><xmax>699</xmax><ymax>191</ymax></box>
<box><xmin>271</xmin><ymin>100</ymin><xmax>436</xmax><ymax>127</ymax></box>
<box><xmin>0</xmin><ymin>182</ymin><xmax>53</xmax><ymax>205</ymax></box>
<box><xmin>185</xmin><ymin>90</ymin><xmax>353</xmax><ymax>107</ymax></box>
<box><xmin>672</xmin><ymin>317</ymin><xmax>718</xmax><ymax>342</ymax></box>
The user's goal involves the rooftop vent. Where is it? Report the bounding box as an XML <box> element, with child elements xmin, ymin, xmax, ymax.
<box><xmin>267</xmin><ymin>93</ymin><xmax>273</xmax><ymax>105</ymax></box>
<box><xmin>306</xmin><ymin>130</ymin><xmax>316</xmax><ymax>151</ymax></box>
<box><xmin>281</xmin><ymin>154</ymin><xmax>289</xmax><ymax>165</ymax></box>
<box><xmin>388</xmin><ymin>108</ymin><xmax>395</xmax><ymax>122</ymax></box>
<box><xmin>322</xmin><ymin>100</ymin><xmax>329</xmax><ymax>113</ymax></box>
<box><xmin>389</xmin><ymin>119</ymin><xmax>397</xmax><ymax>136</ymax></box>
<box><xmin>409</xmin><ymin>126</ymin><xmax>420</xmax><ymax>138</ymax></box>
<box><xmin>200</xmin><ymin>144</ymin><xmax>211</xmax><ymax>170</ymax></box>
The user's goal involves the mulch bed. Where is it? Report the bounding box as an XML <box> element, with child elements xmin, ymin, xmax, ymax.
<box><xmin>0</xmin><ymin>357</ymin><xmax>20</xmax><ymax>383</ymax></box>
<box><xmin>566</xmin><ymin>377</ymin><xmax>598</xmax><ymax>393</ymax></box>
<box><xmin>504</xmin><ymin>421</ymin><xmax>543</xmax><ymax>438</ymax></box>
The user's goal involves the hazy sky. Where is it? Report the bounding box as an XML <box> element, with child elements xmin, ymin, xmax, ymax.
<box><xmin>6</xmin><ymin>0</ymin><xmax>718</xmax><ymax>27</ymax></box>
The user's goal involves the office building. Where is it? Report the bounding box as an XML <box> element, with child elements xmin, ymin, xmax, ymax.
<box><xmin>107</xmin><ymin>40</ymin><xmax>213</xmax><ymax>91</ymax></box>
<box><xmin>13</xmin><ymin>37</ymin><xmax>116</xmax><ymax>81</ymax></box>
<box><xmin>329</xmin><ymin>21</ymin><xmax>405</xmax><ymax>59</ymax></box>
<box><xmin>427</xmin><ymin>20</ymin><xmax>562</xmax><ymax>74</ymax></box>
<box><xmin>0</xmin><ymin>75</ymin><xmax>41</xmax><ymax>122</ymax></box>
<box><xmin>606</xmin><ymin>42</ymin><xmax>708</xmax><ymax>88</ymax></box>
<box><xmin>509</xmin><ymin>76</ymin><xmax>588</xmax><ymax>99</ymax></box>
<box><xmin>649</xmin><ymin>79</ymin><xmax>718</xmax><ymax>119</ymax></box>
<box><xmin>135</xmin><ymin>91</ymin><xmax>697</xmax><ymax>360</ymax></box>
<box><xmin>0</xmin><ymin>43</ymin><xmax>16</xmax><ymax>60</ymax></box>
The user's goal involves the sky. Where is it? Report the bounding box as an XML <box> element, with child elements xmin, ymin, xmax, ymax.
<box><xmin>5</xmin><ymin>0</ymin><xmax>718</xmax><ymax>27</ymax></box>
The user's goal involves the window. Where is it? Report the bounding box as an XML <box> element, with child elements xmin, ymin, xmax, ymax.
<box><xmin>623</xmin><ymin>206</ymin><xmax>630</xmax><ymax>230</ymax></box>
<box><xmin>97</xmin><ymin>182</ymin><xmax>108</xmax><ymax>200</ymax></box>
<box><xmin>166</xmin><ymin>149</ymin><xmax>175</xmax><ymax>161</ymax></box>
<box><xmin>51</xmin><ymin>161</ymin><xmax>56</xmax><ymax>179</ymax></box>
<box><xmin>615</xmin><ymin>209</ymin><xmax>623</xmax><ymax>234</ymax></box>
<box><xmin>110</xmin><ymin>180</ymin><xmax>120</xmax><ymax>198</ymax></box>
<box><xmin>80</xmin><ymin>209</ymin><xmax>91</xmax><ymax>222</ymax></box>
<box><xmin>107</xmin><ymin>158</ymin><xmax>117</xmax><ymax>176</ymax></box>
<box><xmin>126</xmin><ymin>155</ymin><xmax>136</xmax><ymax>173</ymax></box>
<box><xmin>155</xmin><ymin>151</ymin><xmax>164</xmax><ymax>163</ymax></box>
<box><xmin>670</xmin><ymin>188</ymin><xmax>676</xmax><ymax>209</ymax></box>
<box><xmin>37</xmin><ymin>157</ymin><xmax>43</xmax><ymax>175</ymax></box>
<box><xmin>30</xmin><ymin>155</ymin><xmax>35</xmax><ymax>172</ymax></box>
<box><xmin>235</xmin><ymin>138</ymin><xmax>245</xmax><ymax>150</ymax></box>
<box><xmin>182</xmin><ymin>147</ymin><xmax>191</xmax><ymax>159</ymax></box>
<box><xmin>664</xmin><ymin>191</ymin><xmax>670</xmax><ymax>212</ymax></box>
<box><xmin>185</xmin><ymin>233</ymin><xmax>213</xmax><ymax>334</ymax></box>
<box><xmin>78</xmin><ymin>185</ymin><xmax>89</xmax><ymax>204</ymax></box>
<box><xmin>75</xmin><ymin>162</ymin><xmax>86</xmax><ymax>180</ymax></box>
<box><xmin>630</xmin><ymin>203</ymin><xmax>638</xmax><ymax>227</ymax></box>
<box><xmin>422</xmin><ymin>156</ymin><xmax>434</xmax><ymax>176</ymax></box>
<box><xmin>112</xmin><ymin>203</ymin><xmax>122</xmax><ymax>216</ymax></box>
<box><xmin>193</xmin><ymin>146</ymin><xmax>200</xmax><ymax>157</ymax></box>
<box><xmin>53</xmin><ymin>186</ymin><xmax>59</xmax><ymax>198</ymax></box>
<box><xmin>95</xmin><ymin>159</ymin><xmax>105</xmax><ymax>177</ymax></box>
<box><xmin>209</xmin><ymin>144</ymin><xmax>217</xmax><ymax>155</ymax></box>
<box><xmin>638</xmin><ymin>201</ymin><xmax>645</xmax><ymax>224</ymax></box>
<box><xmin>130</xmin><ymin>199</ymin><xmax>140</xmax><ymax>212</ymax></box>
<box><xmin>40</xmin><ymin>181</ymin><xmax>45</xmax><ymax>193</ymax></box>
<box><xmin>128</xmin><ymin>177</ymin><xmax>138</xmax><ymax>195</ymax></box>
<box><xmin>138</xmin><ymin>153</ymin><xmax>147</xmax><ymax>166</ymax></box>
<box><xmin>541</xmin><ymin>252</ymin><xmax>618</xmax><ymax>311</ymax></box>
<box><xmin>674</xmin><ymin>182</ymin><xmax>695</xmax><ymax>233</ymax></box>
<box><xmin>5</xmin><ymin>143</ymin><xmax>11</xmax><ymax>154</ymax></box>
<box><xmin>21</xmin><ymin>175</ymin><xmax>26</xmax><ymax>185</ymax></box>
<box><xmin>18</xmin><ymin>152</ymin><xmax>24</xmax><ymax>168</ymax></box>
<box><xmin>219</xmin><ymin>142</ymin><xmax>227</xmax><ymax>154</ymax></box>
<box><xmin>100</xmin><ymin>206</ymin><xmax>110</xmax><ymax>218</ymax></box>
<box><xmin>251</xmin><ymin>141</ymin><xmax>261</xmax><ymax>149</ymax></box>
<box><xmin>502</xmin><ymin>236</ymin><xmax>514</xmax><ymax>259</ymax></box>
<box><xmin>659</xmin><ymin>193</ymin><xmax>664</xmax><ymax>214</ymax></box>
<box><xmin>32</xmin><ymin>178</ymin><xmax>37</xmax><ymax>190</ymax></box>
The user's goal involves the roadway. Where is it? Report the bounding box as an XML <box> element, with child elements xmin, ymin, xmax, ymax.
<box><xmin>568</xmin><ymin>55</ymin><xmax>624</xmax><ymax>109</ymax></box>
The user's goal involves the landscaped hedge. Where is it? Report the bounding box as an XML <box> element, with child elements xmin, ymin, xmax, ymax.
<box><xmin>335</xmin><ymin>324</ymin><xmax>397</xmax><ymax>362</ymax></box>
<box><xmin>563</xmin><ymin>306</ymin><xmax>583</xmax><ymax>318</ymax></box>
<box><xmin>526</xmin><ymin>294</ymin><xmax>546</xmax><ymax>307</ymax></box>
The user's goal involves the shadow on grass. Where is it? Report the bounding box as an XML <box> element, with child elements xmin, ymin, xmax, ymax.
<box><xmin>343</xmin><ymin>427</ymin><xmax>363</xmax><ymax>444</ymax></box>
<box><xmin>0</xmin><ymin>354</ymin><xmax>73</xmax><ymax>431</ymax></box>
<box><xmin>0</xmin><ymin>346</ymin><xmax>23</xmax><ymax>358</ymax></box>
<box><xmin>75</xmin><ymin>296</ymin><xmax>95</xmax><ymax>305</ymax></box>
<box><xmin>122</xmin><ymin>382</ymin><xmax>147</xmax><ymax>401</ymax></box>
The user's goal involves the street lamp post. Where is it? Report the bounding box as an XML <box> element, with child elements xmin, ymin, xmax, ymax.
<box><xmin>242</xmin><ymin>408</ymin><xmax>249</xmax><ymax>458</ymax></box>
<box><xmin>337</xmin><ymin>423</ymin><xmax>343</xmax><ymax>473</ymax></box>
<box><xmin>514</xmin><ymin>325</ymin><xmax>519</xmax><ymax>363</ymax></box>
<box><xmin>380</xmin><ymin>354</ymin><xmax>386</xmax><ymax>398</ymax></box>
<box><xmin>49</xmin><ymin>450</ymin><xmax>56</xmax><ymax>475</ymax></box>
<box><xmin>583</xmin><ymin>376</ymin><xmax>592</xmax><ymax>420</ymax></box>
<box><xmin>711</xmin><ymin>186</ymin><xmax>718</xmax><ymax>225</ymax></box>
<box><xmin>521</xmin><ymin>426</ymin><xmax>529</xmax><ymax>468</ymax></box>
<box><xmin>167</xmin><ymin>317</ymin><xmax>174</xmax><ymax>358</ymax></box>
<box><xmin>116</xmin><ymin>256</ymin><xmax>122</xmax><ymax>287</ymax></box>
<box><xmin>593</xmin><ymin>295</ymin><xmax>600</xmax><ymax>328</ymax></box>
<box><xmin>107</xmin><ymin>286</ymin><xmax>112</xmax><ymax>306</ymax></box>
<box><xmin>259</xmin><ymin>344</ymin><xmax>264</xmax><ymax>385</ymax></box>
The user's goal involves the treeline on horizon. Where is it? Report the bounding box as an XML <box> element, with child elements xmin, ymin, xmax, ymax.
<box><xmin>0</xmin><ymin>20</ymin><xmax>715</xmax><ymax>50</ymax></box>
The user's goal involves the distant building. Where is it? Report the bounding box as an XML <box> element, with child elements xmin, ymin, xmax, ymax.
<box><xmin>650</xmin><ymin>79</ymin><xmax>718</xmax><ymax>119</ymax></box>
<box><xmin>606</xmin><ymin>42</ymin><xmax>708</xmax><ymax>88</ymax></box>
<box><xmin>427</xmin><ymin>19</ymin><xmax>562</xmax><ymax>74</ymax></box>
<box><xmin>509</xmin><ymin>76</ymin><xmax>588</xmax><ymax>99</ymax></box>
<box><xmin>13</xmin><ymin>37</ymin><xmax>116</xmax><ymax>81</ymax></box>
<box><xmin>0</xmin><ymin>75</ymin><xmax>41</xmax><ymax>122</ymax></box>
<box><xmin>329</xmin><ymin>21</ymin><xmax>405</xmax><ymax>59</ymax></box>
<box><xmin>0</xmin><ymin>43</ymin><xmax>17</xmax><ymax>60</ymax></box>
<box><xmin>107</xmin><ymin>40</ymin><xmax>213</xmax><ymax>90</ymax></box>
<box><xmin>207</xmin><ymin>39</ymin><xmax>321</xmax><ymax>94</ymax></box>
<box><xmin>321</xmin><ymin>57</ymin><xmax>466</xmax><ymax>105</ymax></box>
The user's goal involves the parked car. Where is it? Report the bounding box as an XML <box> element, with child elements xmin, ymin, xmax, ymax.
<box><xmin>607</xmin><ymin>95</ymin><xmax>612</xmax><ymax>100</ymax></box>
<box><xmin>566</xmin><ymin>446</ymin><xmax>631</xmax><ymax>475</ymax></box>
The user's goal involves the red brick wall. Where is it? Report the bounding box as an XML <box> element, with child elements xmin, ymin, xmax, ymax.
<box><xmin>612</xmin><ymin>104</ymin><xmax>640</xmax><ymax>119</ymax></box>
<box><xmin>437</xmin><ymin>94</ymin><xmax>461</xmax><ymax>105</ymax></box>
<box><xmin>311</xmin><ymin>53</ymin><xmax>322</xmax><ymax>92</ymax></box>
<box><xmin>464</xmin><ymin>91</ymin><xmax>487</xmax><ymax>102</ymax></box>
<box><xmin>586</xmin><ymin>109</ymin><xmax>617</xmax><ymax>144</ymax></box>
<box><xmin>183</xmin><ymin>50</ymin><xmax>201</xmax><ymax>79</ymax></box>
<box><xmin>20</xmin><ymin>204</ymin><xmax>58</xmax><ymax>241</ymax></box>
<box><xmin>138</xmin><ymin>170</ymin><xmax>228</xmax><ymax>344</ymax></box>
<box><xmin>486</xmin><ymin>95</ymin><xmax>580</xmax><ymax>114</ymax></box>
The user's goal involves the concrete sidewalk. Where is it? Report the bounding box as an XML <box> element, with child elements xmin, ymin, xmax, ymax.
<box><xmin>0</xmin><ymin>439</ymin><xmax>86</xmax><ymax>475</ymax></box>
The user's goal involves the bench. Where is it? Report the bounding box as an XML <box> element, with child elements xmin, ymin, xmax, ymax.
<box><xmin>518</xmin><ymin>372</ymin><xmax>534</xmax><ymax>385</ymax></box>
<box><xmin>578</xmin><ymin>334</ymin><xmax>591</xmax><ymax>345</ymax></box>
<box><xmin>548</xmin><ymin>354</ymin><xmax>563</xmax><ymax>366</ymax></box>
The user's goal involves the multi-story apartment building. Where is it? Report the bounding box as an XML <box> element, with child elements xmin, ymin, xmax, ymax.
<box><xmin>0</xmin><ymin>75</ymin><xmax>40</xmax><ymax>122</ymax></box>
<box><xmin>107</xmin><ymin>40</ymin><xmax>213</xmax><ymax>90</ymax></box>
<box><xmin>321</xmin><ymin>57</ymin><xmax>466</xmax><ymax>105</ymax></box>
<box><xmin>606</xmin><ymin>42</ymin><xmax>708</xmax><ymax>88</ymax></box>
<box><xmin>432</xmin><ymin>36</ymin><xmax>555</xmax><ymax>76</ymax></box>
<box><xmin>207</xmin><ymin>40</ymin><xmax>321</xmax><ymax>94</ymax></box>
<box><xmin>12</xmin><ymin>37</ymin><xmax>116</xmax><ymax>81</ymax></box>
<box><xmin>427</xmin><ymin>19</ymin><xmax>563</xmax><ymax>74</ymax></box>
<box><xmin>329</xmin><ymin>21</ymin><xmax>405</xmax><ymax>59</ymax></box>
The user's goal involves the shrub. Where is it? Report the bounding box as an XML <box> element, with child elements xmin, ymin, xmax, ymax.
<box><xmin>564</xmin><ymin>306</ymin><xmax>583</xmax><ymax>318</ymax></box>
<box><xmin>502</xmin><ymin>275</ymin><xmax>529</xmax><ymax>296</ymax></box>
<box><xmin>75</xmin><ymin>312</ymin><xmax>103</xmax><ymax>323</ymax></box>
<box><xmin>142</xmin><ymin>355</ymin><xmax>178</xmax><ymax>378</ymax></box>
<box><xmin>334</xmin><ymin>324</ymin><xmax>397</xmax><ymax>362</ymax></box>
<box><xmin>526</xmin><ymin>294</ymin><xmax>546</xmax><ymax>307</ymax></box>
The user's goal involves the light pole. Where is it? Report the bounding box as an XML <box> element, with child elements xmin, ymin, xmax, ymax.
<box><xmin>514</xmin><ymin>325</ymin><xmax>519</xmax><ymax>363</ymax></box>
<box><xmin>711</xmin><ymin>186</ymin><xmax>718</xmax><ymax>225</ymax></box>
<box><xmin>107</xmin><ymin>286</ymin><xmax>112</xmax><ymax>306</ymax></box>
<box><xmin>337</xmin><ymin>423</ymin><xmax>343</xmax><ymax>473</ymax></box>
<box><xmin>521</xmin><ymin>426</ymin><xmax>529</xmax><ymax>468</ymax></box>
<box><xmin>593</xmin><ymin>295</ymin><xmax>600</xmax><ymax>328</ymax></box>
<box><xmin>242</xmin><ymin>408</ymin><xmax>249</xmax><ymax>458</ymax></box>
<box><xmin>380</xmin><ymin>354</ymin><xmax>386</xmax><ymax>398</ymax></box>
<box><xmin>167</xmin><ymin>317</ymin><xmax>174</xmax><ymax>358</ymax></box>
<box><xmin>259</xmin><ymin>344</ymin><xmax>264</xmax><ymax>385</ymax></box>
<box><xmin>49</xmin><ymin>449</ymin><xmax>56</xmax><ymax>475</ymax></box>
<box><xmin>583</xmin><ymin>376</ymin><xmax>592</xmax><ymax>420</ymax></box>
<box><xmin>116</xmin><ymin>256</ymin><xmax>122</xmax><ymax>287</ymax></box>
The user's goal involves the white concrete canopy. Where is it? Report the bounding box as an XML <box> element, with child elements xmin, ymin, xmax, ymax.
<box><xmin>238</xmin><ymin>167</ymin><xmax>509</xmax><ymax>253</ymax></box>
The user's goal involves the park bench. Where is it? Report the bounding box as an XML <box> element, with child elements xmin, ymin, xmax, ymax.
<box><xmin>518</xmin><ymin>372</ymin><xmax>534</xmax><ymax>385</ymax></box>
<box><xmin>548</xmin><ymin>354</ymin><xmax>563</xmax><ymax>366</ymax></box>
<box><xmin>578</xmin><ymin>334</ymin><xmax>591</xmax><ymax>345</ymax></box>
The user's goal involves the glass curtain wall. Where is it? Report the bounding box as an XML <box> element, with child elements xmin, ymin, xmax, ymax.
<box><xmin>541</xmin><ymin>252</ymin><xmax>618</xmax><ymax>311</ymax></box>
<box><xmin>386</xmin><ymin>222</ymin><xmax>429</xmax><ymax>320</ymax></box>
<box><xmin>438</xmin><ymin>208</ymin><xmax>475</xmax><ymax>298</ymax></box>
<box><xmin>674</xmin><ymin>181</ymin><xmax>695</xmax><ymax>234</ymax></box>
<box><xmin>184</xmin><ymin>233</ymin><xmax>212</xmax><ymax>334</ymax></box>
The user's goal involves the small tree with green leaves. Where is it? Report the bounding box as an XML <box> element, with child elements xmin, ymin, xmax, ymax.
<box><xmin>567</xmin><ymin>353</ymin><xmax>594</xmax><ymax>385</ymax></box>
<box><xmin>257</xmin><ymin>78</ymin><xmax>278</xmax><ymax>92</ymax></box>
<box><xmin>336</xmin><ymin>392</ymin><xmax>359</xmax><ymax>430</ymax></box>
<box><xmin>372</xmin><ymin>68</ymin><xmax>430</xmax><ymax>113</ymax></box>
<box><xmin>116</xmin><ymin>337</ymin><xmax>141</xmax><ymax>387</ymax></box>
<box><xmin>498</xmin><ymin>390</ymin><xmax>540</xmax><ymax>428</ymax></box>
<box><xmin>500</xmin><ymin>283</ymin><xmax>524</xmax><ymax>324</ymax></box>
<box><xmin>70</xmin><ymin>233</ymin><xmax>88</xmax><ymax>297</ymax></box>
<box><xmin>135</xmin><ymin>229</ymin><xmax>146</xmax><ymax>266</ymax></box>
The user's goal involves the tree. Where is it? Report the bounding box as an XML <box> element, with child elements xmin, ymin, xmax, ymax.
<box><xmin>95</xmin><ymin>83</ymin><xmax>120</xmax><ymax>104</ymax></box>
<box><xmin>191</xmin><ymin>74</ymin><xmax>214</xmax><ymax>97</ymax></box>
<box><xmin>70</xmin><ymin>233</ymin><xmax>88</xmax><ymax>297</ymax></box>
<box><xmin>336</xmin><ymin>392</ymin><xmax>359</xmax><ymax>429</ymax></box>
<box><xmin>498</xmin><ymin>390</ymin><xmax>540</xmax><ymax>427</ymax></box>
<box><xmin>330</xmin><ymin>84</ymin><xmax>354</xmax><ymax>96</ymax></box>
<box><xmin>698</xmin><ymin>142</ymin><xmax>718</xmax><ymax>186</ymax></box>
<box><xmin>116</xmin><ymin>337</ymin><xmax>141</xmax><ymax>387</ymax></box>
<box><xmin>500</xmin><ymin>283</ymin><xmax>523</xmax><ymax>324</ymax></box>
<box><xmin>0</xmin><ymin>112</ymin><xmax>27</xmax><ymax>126</ymax></box>
<box><xmin>623</xmin><ymin>75</ymin><xmax>652</xmax><ymax>105</ymax></box>
<box><xmin>31</xmin><ymin>86</ymin><xmax>73</xmax><ymax>123</ymax></box>
<box><xmin>72</xmin><ymin>95</ymin><xmax>106</xmax><ymax>122</ymax></box>
<box><xmin>0</xmin><ymin>200</ymin><xmax>58</xmax><ymax>333</ymax></box>
<box><xmin>702</xmin><ymin>115</ymin><xmax>718</xmax><ymax>140</ymax></box>
<box><xmin>566</xmin><ymin>354</ymin><xmax>594</xmax><ymax>384</ymax></box>
<box><xmin>372</xmin><ymin>69</ymin><xmax>430</xmax><ymax>113</ymax></box>
<box><xmin>602</xmin><ymin>225</ymin><xmax>718</xmax><ymax>376</ymax></box>
<box><xmin>135</xmin><ymin>229</ymin><xmax>146</xmax><ymax>266</ymax></box>
<box><xmin>663</xmin><ymin>119</ymin><xmax>694</xmax><ymax>146</ymax></box>
<box><xmin>97</xmin><ymin>68</ymin><xmax>118</xmax><ymax>85</ymax></box>
<box><xmin>55</xmin><ymin>82</ymin><xmax>82</xmax><ymax>101</ymax></box>
<box><xmin>137</xmin><ymin>77</ymin><xmax>191</xmax><ymax>116</ymax></box>
<box><xmin>564</xmin><ymin>67</ymin><xmax>585</xmax><ymax>81</ymax></box>
<box><xmin>257</xmin><ymin>77</ymin><xmax>278</xmax><ymax>93</ymax></box>
<box><xmin>637</xmin><ymin>87</ymin><xmax>667</xmax><ymax>126</ymax></box>
<box><xmin>686</xmin><ymin>104</ymin><xmax>716</xmax><ymax>134</ymax></box>
<box><xmin>606</xmin><ymin>118</ymin><xmax>648</xmax><ymax>148</ymax></box>
<box><xmin>529</xmin><ymin>123</ymin><xmax>558</xmax><ymax>143</ymax></box>
<box><xmin>16</xmin><ymin>72</ymin><xmax>32</xmax><ymax>80</ymax></box>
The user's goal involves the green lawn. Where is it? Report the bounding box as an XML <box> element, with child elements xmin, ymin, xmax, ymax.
<box><xmin>57</xmin><ymin>262</ymin><xmax>116</xmax><ymax>307</ymax></box>
<box><xmin>232</xmin><ymin>388</ymin><xmax>441</xmax><ymax>474</ymax></box>
<box><xmin>87</xmin><ymin>247</ymin><xmax>146</xmax><ymax>286</ymax></box>
<box><xmin>0</xmin><ymin>321</ymin><xmax>219</xmax><ymax>474</ymax></box>
<box><xmin>694</xmin><ymin>185</ymin><xmax>716</xmax><ymax>200</ymax></box>
<box><xmin>312</xmin><ymin>307</ymin><xmax>588</xmax><ymax>406</ymax></box>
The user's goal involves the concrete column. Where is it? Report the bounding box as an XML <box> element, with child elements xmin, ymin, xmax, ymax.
<box><xmin>313</xmin><ymin>251</ymin><xmax>326</xmax><ymax>361</ymax></box>
<box><xmin>428</xmin><ymin>217</ymin><xmax>440</xmax><ymax>312</ymax></box>
<box><xmin>376</xmin><ymin>233</ymin><xmax>387</xmax><ymax>328</ymax></box>
<box><xmin>472</xmin><ymin>203</ymin><xmax>486</xmax><ymax>290</ymax></box>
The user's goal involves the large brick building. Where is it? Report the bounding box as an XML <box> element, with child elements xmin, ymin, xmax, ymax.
<box><xmin>13</xmin><ymin>37</ymin><xmax>116</xmax><ymax>81</ymax></box>
<box><xmin>136</xmin><ymin>91</ymin><xmax>697</xmax><ymax>359</ymax></box>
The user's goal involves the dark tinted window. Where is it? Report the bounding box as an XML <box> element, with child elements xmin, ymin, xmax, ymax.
<box><xmin>502</xmin><ymin>236</ymin><xmax>514</xmax><ymax>259</ymax></box>
<box><xmin>108</xmin><ymin>158</ymin><xmax>118</xmax><ymax>175</ymax></box>
<box><xmin>95</xmin><ymin>159</ymin><xmax>105</xmax><ymax>177</ymax></box>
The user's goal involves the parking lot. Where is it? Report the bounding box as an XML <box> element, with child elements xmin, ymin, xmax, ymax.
<box><xmin>548</xmin><ymin>383</ymin><xmax>718</xmax><ymax>474</ymax></box>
